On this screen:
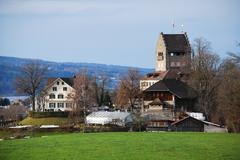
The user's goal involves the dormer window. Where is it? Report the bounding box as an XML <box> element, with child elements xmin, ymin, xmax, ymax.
<box><xmin>157</xmin><ymin>52</ymin><xmax>163</xmax><ymax>60</ymax></box>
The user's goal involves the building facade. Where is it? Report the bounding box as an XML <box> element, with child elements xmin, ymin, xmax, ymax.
<box><xmin>36</xmin><ymin>77</ymin><xmax>75</xmax><ymax>112</ymax></box>
<box><xmin>140</xmin><ymin>32</ymin><xmax>191</xmax><ymax>91</ymax></box>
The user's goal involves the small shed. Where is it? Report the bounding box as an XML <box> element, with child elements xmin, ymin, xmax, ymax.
<box><xmin>171</xmin><ymin>116</ymin><xmax>204</xmax><ymax>132</ymax></box>
<box><xmin>86</xmin><ymin>111</ymin><xmax>133</xmax><ymax>126</ymax></box>
<box><xmin>171</xmin><ymin>116</ymin><xmax>227</xmax><ymax>132</ymax></box>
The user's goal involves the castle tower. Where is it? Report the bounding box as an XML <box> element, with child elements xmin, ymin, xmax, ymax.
<box><xmin>155</xmin><ymin>32</ymin><xmax>191</xmax><ymax>72</ymax></box>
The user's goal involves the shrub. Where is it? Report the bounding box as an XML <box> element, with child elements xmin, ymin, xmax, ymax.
<box><xmin>29</xmin><ymin>111</ymin><xmax>69</xmax><ymax>118</ymax></box>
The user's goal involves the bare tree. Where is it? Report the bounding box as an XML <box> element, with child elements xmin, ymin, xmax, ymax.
<box><xmin>227</xmin><ymin>42</ymin><xmax>240</xmax><ymax>64</ymax></box>
<box><xmin>15</xmin><ymin>61</ymin><xmax>48</xmax><ymax>111</ymax></box>
<box><xmin>36</xmin><ymin>90</ymin><xmax>48</xmax><ymax>112</ymax></box>
<box><xmin>73</xmin><ymin>69</ymin><xmax>96</xmax><ymax>123</ymax></box>
<box><xmin>94</xmin><ymin>74</ymin><xmax>110</xmax><ymax>107</ymax></box>
<box><xmin>217</xmin><ymin>50</ymin><xmax>240</xmax><ymax>132</ymax></box>
<box><xmin>189</xmin><ymin>38</ymin><xmax>220</xmax><ymax>121</ymax></box>
<box><xmin>115</xmin><ymin>69</ymin><xmax>141</xmax><ymax>112</ymax></box>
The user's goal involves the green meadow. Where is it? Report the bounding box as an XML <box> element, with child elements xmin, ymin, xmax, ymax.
<box><xmin>0</xmin><ymin>132</ymin><xmax>239</xmax><ymax>160</ymax></box>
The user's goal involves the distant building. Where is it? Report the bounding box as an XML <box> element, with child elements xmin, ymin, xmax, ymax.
<box><xmin>142</xmin><ymin>79</ymin><xmax>197</xmax><ymax>131</ymax></box>
<box><xmin>171</xmin><ymin>116</ymin><xmax>227</xmax><ymax>133</ymax></box>
<box><xmin>140</xmin><ymin>32</ymin><xmax>197</xmax><ymax>131</ymax></box>
<box><xmin>155</xmin><ymin>32</ymin><xmax>191</xmax><ymax>72</ymax></box>
<box><xmin>36</xmin><ymin>77</ymin><xmax>75</xmax><ymax>112</ymax></box>
<box><xmin>140</xmin><ymin>32</ymin><xmax>191</xmax><ymax>90</ymax></box>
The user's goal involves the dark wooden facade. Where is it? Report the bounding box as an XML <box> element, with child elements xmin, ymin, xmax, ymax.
<box><xmin>146</xmin><ymin>120</ymin><xmax>173</xmax><ymax>131</ymax></box>
<box><xmin>171</xmin><ymin>116</ymin><xmax>204</xmax><ymax>132</ymax></box>
<box><xmin>144</xmin><ymin>91</ymin><xmax>173</xmax><ymax>101</ymax></box>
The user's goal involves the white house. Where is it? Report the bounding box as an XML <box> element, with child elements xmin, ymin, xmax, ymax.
<box><xmin>36</xmin><ymin>77</ymin><xmax>75</xmax><ymax>112</ymax></box>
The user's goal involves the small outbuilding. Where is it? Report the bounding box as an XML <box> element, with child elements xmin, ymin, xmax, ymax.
<box><xmin>171</xmin><ymin>116</ymin><xmax>227</xmax><ymax>132</ymax></box>
<box><xmin>86</xmin><ymin>111</ymin><xmax>133</xmax><ymax>126</ymax></box>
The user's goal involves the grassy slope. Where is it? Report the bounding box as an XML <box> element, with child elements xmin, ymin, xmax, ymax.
<box><xmin>20</xmin><ymin>117</ymin><xmax>73</xmax><ymax>125</ymax></box>
<box><xmin>0</xmin><ymin>132</ymin><xmax>240</xmax><ymax>160</ymax></box>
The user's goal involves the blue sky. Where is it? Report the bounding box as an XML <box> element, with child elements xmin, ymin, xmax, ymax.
<box><xmin>0</xmin><ymin>0</ymin><xmax>239</xmax><ymax>68</ymax></box>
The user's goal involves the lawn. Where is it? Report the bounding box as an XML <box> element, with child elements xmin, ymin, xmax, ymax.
<box><xmin>0</xmin><ymin>132</ymin><xmax>239</xmax><ymax>160</ymax></box>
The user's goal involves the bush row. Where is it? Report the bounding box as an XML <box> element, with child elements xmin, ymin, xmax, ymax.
<box><xmin>29</xmin><ymin>111</ymin><xmax>70</xmax><ymax>118</ymax></box>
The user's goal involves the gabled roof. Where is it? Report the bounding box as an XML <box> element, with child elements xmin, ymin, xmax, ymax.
<box><xmin>171</xmin><ymin>116</ymin><xmax>222</xmax><ymax>127</ymax></box>
<box><xmin>144</xmin><ymin>79</ymin><xmax>197</xmax><ymax>99</ymax></box>
<box><xmin>47</xmin><ymin>77</ymin><xmax>74</xmax><ymax>87</ymax></box>
<box><xmin>87</xmin><ymin>111</ymin><xmax>131</xmax><ymax>119</ymax></box>
<box><xmin>162</xmin><ymin>33</ymin><xmax>190</xmax><ymax>52</ymax></box>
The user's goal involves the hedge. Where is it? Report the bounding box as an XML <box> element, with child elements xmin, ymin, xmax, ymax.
<box><xmin>29</xmin><ymin>111</ymin><xmax>70</xmax><ymax>118</ymax></box>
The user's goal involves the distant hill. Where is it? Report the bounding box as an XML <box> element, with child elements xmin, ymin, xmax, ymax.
<box><xmin>0</xmin><ymin>56</ymin><xmax>153</xmax><ymax>96</ymax></box>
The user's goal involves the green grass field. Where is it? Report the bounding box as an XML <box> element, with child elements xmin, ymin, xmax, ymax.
<box><xmin>0</xmin><ymin>132</ymin><xmax>239</xmax><ymax>160</ymax></box>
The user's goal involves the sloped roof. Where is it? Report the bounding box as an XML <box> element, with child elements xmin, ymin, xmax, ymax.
<box><xmin>162</xmin><ymin>33</ymin><xmax>190</xmax><ymax>52</ymax></box>
<box><xmin>171</xmin><ymin>116</ymin><xmax>222</xmax><ymax>127</ymax></box>
<box><xmin>141</xmin><ymin>71</ymin><xmax>168</xmax><ymax>80</ymax></box>
<box><xmin>87</xmin><ymin>111</ymin><xmax>131</xmax><ymax>120</ymax></box>
<box><xmin>144</xmin><ymin>79</ymin><xmax>197</xmax><ymax>99</ymax></box>
<box><xmin>47</xmin><ymin>77</ymin><xmax>74</xmax><ymax>87</ymax></box>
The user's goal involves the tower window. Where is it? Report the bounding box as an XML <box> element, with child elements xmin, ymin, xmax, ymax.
<box><xmin>157</xmin><ymin>52</ymin><xmax>163</xmax><ymax>60</ymax></box>
<box><xmin>170</xmin><ymin>62</ymin><xmax>175</xmax><ymax>67</ymax></box>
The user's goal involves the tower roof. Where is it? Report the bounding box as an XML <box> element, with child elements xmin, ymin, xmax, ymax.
<box><xmin>161</xmin><ymin>33</ymin><xmax>190</xmax><ymax>52</ymax></box>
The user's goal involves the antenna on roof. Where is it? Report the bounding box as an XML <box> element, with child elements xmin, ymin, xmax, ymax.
<box><xmin>172</xmin><ymin>19</ymin><xmax>175</xmax><ymax>33</ymax></box>
<box><xmin>181</xmin><ymin>24</ymin><xmax>184</xmax><ymax>33</ymax></box>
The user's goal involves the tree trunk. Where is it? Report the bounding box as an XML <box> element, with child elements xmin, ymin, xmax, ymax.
<box><xmin>31</xmin><ymin>95</ymin><xmax>35</xmax><ymax>111</ymax></box>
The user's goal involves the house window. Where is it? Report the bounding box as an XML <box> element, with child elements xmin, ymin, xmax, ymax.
<box><xmin>170</xmin><ymin>62</ymin><xmax>175</xmax><ymax>67</ymax></box>
<box><xmin>62</xmin><ymin>82</ymin><xmax>64</xmax><ymax>85</ymax></box>
<box><xmin>49</xmin><ymin>94</ymin><xmax>55</xmax><ymax>99</ymax></box>
<box><xmin>57</xmin><ymin>103</ymin><xmax>64</xmax><ymax>108</ymax></box>
<box><xmin>141</xmin><ymin>82</ymin><xmax>148</xmax><ymax>87</ymax></box>
<box><xmin>157</xmin><ymin>52</ymin><xmax>163</xmax><ymax>60</ymax></box>
<box><xmin>58</xmin><ymin>94</ymin><xmax>64</xmax><ymax>99</ymax></box>
<box><xmin>63</xmin><ymin>87</ymin><xmax>67</xmax><ymax>91</ymax></box>
<box><xmin>49</xmin><ymin>103</ymin><xmax>55</xmax><ymax>108</ymax></box>
<box><xmin>57</xmin><ymin>81</ymin><xmax>59</xmax><ymax>85</ymax></box>
<box><xmin>66</xmin><ymin>103</ymin><xmax>72</xmax><ymax>108</ymax></box>
<box><xmin>53</xmin><ymin>87</ymin><xmax>57</xmax><ymax>91</ymax></box>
